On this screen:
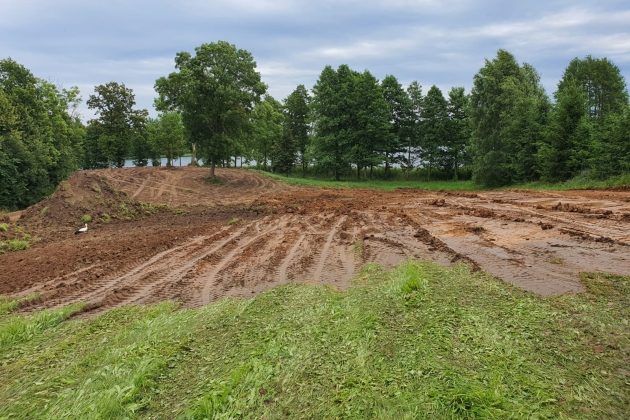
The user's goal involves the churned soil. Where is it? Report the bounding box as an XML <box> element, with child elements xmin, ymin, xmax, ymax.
<box><xmin>1</xmin><ymin>167</ymin><xmax>629</xmax><ymax>313</ymax></box>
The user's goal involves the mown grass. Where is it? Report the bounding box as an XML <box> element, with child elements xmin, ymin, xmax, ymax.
<box><xmin>258</xmin><ymin>170</ymin><xmax>630</xmax><ymax>192</ymax></box>
<box><xmin>0</xmin><ymin>262</ymin><xmax>627</xmax><ymax>418</ymax></box>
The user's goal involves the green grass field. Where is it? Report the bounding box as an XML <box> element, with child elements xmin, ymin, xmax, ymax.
<box><xmin>259</xmin><ymin>171</ymin><xmax>630</xmax><ymax>191</ymax></box>
<box><xmin>1</xmin><ymin>262</ymin><xmax>627</xmax><ymax>418</ymax></box>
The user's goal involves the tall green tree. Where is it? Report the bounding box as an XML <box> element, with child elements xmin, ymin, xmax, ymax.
<box><xmin>381</xmin><ymin>75</ymin><xmax>412</xmax><ymax>174</ymax></box>
<box><xmin>352</xmin><ymin>70</ymin><xmax>390</xmax><ymax>179</ymax></box>
<box><xmin>311</xmin><ymin>65</ymin><xmax>352</xmax><ymax>180</ymax></box>
<box><xmin>251</xmin><ymin>95</ymin><xmax>284</xmax><ymax>170</ymax></box>
<box><xmin>155</xmin><ymin>41</ymin><xmax>266</xmax><ymax>178</ymax></box>
<box><xmin>593</xmin><ymin>105</ymin><xmax>630</xmax><ymax>178</ymax></box>
<box><xmin>148</xmin><ymin>112</ymin><xmax>186</xmax><ymax>167</ymax></box>
<box><xmin>558</xmin><ymin>56</ymin><xmax>628</xmax><ymax>120</ymax></box>
<box><xmin>406</xmin><ymin>81</ymin><xmax>423</xmax><ymax>169</ymax></box>
<box><xmin>539</xmin><ymin>81</ymin><xmax>590</xmax><ymax>181</ymax></box>
<box><xmin>284</xmin><ymin>85</ymin><xmax>310</xmax><ymax>176</ymax></box>
<box><xmin>446</xmin><ymin>87</ymin><xmax>470</xmax><ymax>180</ymax></box>
<box><xmin>87</xmin><ymin>82</ymin><xmax>147</xmax><ymax>168</ymax></box>
<box><xmin>470</xmin><ymin>50</ymin><xmax>549</xmax><ymax>186</ymax></box>
<box><xmin>422</xmin><ymin>85</ymin><xmax>448</xmax><ymax>180</ymax></box>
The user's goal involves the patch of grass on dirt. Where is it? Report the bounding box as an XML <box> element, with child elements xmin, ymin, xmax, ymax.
<box><xmin>0</xmin><ymin>263</ymin><xmax>627</xmax><ymax>418</ymax></box>
<box><xmin>0</xmin><ymin>223</ymin><xmax>8</xmax><ymax>232</ymax></box>
<box><xmin>0</xmin><ymin>239</ymin><xmax>30</xmax><ymax>253</ymax></box>
<box><xmin>352</xmin><ymin>238</ymin><xmax>364</xmax><ymax>259</ymax></box>
<box><xmin>228</xmin><ymin>217</ymin><xmax>240</xmax><ymax>225</ymax></box>
<box><xmin>81</xmin><ymin>214</ymin><xmax>92</xmax><ymax>223</ymax></box>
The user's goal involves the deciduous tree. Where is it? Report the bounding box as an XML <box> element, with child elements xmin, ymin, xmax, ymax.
<box><xmin>155</xmin><ymin>41</ymin><xmax>266</xmax><ymax>178</ymax></box>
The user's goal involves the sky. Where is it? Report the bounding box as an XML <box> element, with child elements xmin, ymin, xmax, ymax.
<box><xmin>1</xmin><ymin>0</ymin><xmax>629</xmax><ymax>120</ymax></box>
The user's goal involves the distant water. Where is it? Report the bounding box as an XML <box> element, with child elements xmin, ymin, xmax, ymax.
<box><xmin>123</xmin><ymin>156</ymin><xmax>258</xmax><ymax>168</ymax></box>
<box><xmin>124</xmin><ymin>156</ymin><xmax>199</xmax><ymax>168</ymax></box>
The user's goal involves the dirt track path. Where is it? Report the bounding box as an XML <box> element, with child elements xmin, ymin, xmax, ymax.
<box><xmin>2</xmin><ymin>168</ymin><xmax>629</xmax><ymax>312</ymax></box>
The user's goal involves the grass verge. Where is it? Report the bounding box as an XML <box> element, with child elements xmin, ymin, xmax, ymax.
<box><xmin>0</xmin><ymin>262</ymin><xmax>627</xmax><ymax>418</ymax></box>
<box><xmin>258</xmin><ymin>170</ymin><xmax>629</xmax><ymax>192</ymax></box>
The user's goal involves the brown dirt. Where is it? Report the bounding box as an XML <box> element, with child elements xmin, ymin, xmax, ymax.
<box><xmin>1</xmin><ymin>167</ymin><xmax>629</xmax><ymax>313</ymax></box>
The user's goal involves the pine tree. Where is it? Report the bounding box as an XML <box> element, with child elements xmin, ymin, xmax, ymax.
<box><xmin>284</xmin><ymin>85</ymin><xmax>310</xmax><ymax>176</ymax></box>
<box><xmin>446</xmin><ymin>87</ymin><xmax>470</xmax><ymax>180</ymax></box>
<box><xmin>422</xmin><ymin>85</ymin><xmax>448</xmax><ymax>180</ymax></box>
<box><xmin>381</xmin><ymin>75</ymin><xmax>412</xmax><ymax>174</ymax></box>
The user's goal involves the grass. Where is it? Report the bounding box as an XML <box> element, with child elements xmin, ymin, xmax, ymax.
<box><xmin>81</xmin><ymin>214</ymin><xmax>93</xmax><ymax>223</ymax></box>
<box><xmin>0</xmin><ymin>223</ymin><xmax>8</xmax><ymax>232</ymax></box>
<box><xmin>259</xmin><ymin>171</ymin><xmax>477</xmax><ymax>191</ymax></box>
<box><xmin>509</xmin><ymin>173</ymin><xmax>630</xmax><ymax>191</ymax></box>
<box><xmin>0</xmin><ymin>261</ymin><xmax>627</xmax><ymax>418</ymax></box>
<box><xmin>0</xmin><ymin>239</ymin><xmax>30</xmax><ymax>253</ymax></box>
<box><xmin>257</xmin><ymin>170</ymin><xmax>629</xmax><ymax>192</ymax></box>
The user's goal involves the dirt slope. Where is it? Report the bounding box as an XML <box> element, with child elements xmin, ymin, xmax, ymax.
<box><xmin>1</xmin><ymin>167</ymin><xmax>628</xmax><ymax>313</ymax></box>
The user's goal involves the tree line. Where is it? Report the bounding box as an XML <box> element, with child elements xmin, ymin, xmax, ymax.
<box><xmin>1</xmin><ymin>42</ymin><xmax>628</xmax><ymax>209</ymax></box>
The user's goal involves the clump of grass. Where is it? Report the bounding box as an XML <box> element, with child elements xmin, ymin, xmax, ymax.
<box><xmin>352</xmin><ymin>238</ymin><xmax>364</xmax><ymax>259</ymax></box>
<box><xmin>227</xmin><ymin>217</ymin><xmax>240</xmax><ymax>225</ymax></box>
<box><xmin>39</xmin><ymin>206</ymin><xmax>49</xmax><ymax>216</ymax></box>
<box><xmin>0</xmin><ymin>223</ymin><xmax>8</xmax><ymax>232</ymax></box>
<box><xmin>0</xmin><ymin>294</ymin><xmax>41</xmax><ymax>316</ymax></box>
<box><xmin>547</xmin><ymin>256</ymin><xmax>565</xmax><ymax>265</ymax></box>
<box><xmin>100</xmin><ymin>213</ymin><xmax>112</xmax><ymax>223</ymax></box>
<box><xmin>0</xmin><ymin>239</ymin><xmax>30</xmax><ymax>253</ymax></box>
<box><xmin>81</xmin><ymin>214</ymin><xmax>92</xmax><ymax>223</ymax></box>
<box><xmin>395</xmin><ymin>261</ymin><xmax>428</xmax><ymax>295</ymax></box>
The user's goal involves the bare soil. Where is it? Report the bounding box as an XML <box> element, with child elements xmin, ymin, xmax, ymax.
<box><xmin>1</xmin><ymin>167</ymin><xmax>629</xmax><ymax>313</ymax></box>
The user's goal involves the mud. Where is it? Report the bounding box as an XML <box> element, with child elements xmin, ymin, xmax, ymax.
<box><xmin>1</xmin><ymin>167</ymin><xmax>629</xmax><ymax>312</ymax></box>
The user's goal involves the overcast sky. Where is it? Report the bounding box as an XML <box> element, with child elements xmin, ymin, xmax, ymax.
<box><xmin>1</xmin><ymin>0</ymin><xmax>629</xmax><ymax>119</ymax></box>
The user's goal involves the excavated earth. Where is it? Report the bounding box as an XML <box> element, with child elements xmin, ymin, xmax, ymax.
<box><xmin>1</xmin><ymin>167</ymin><xmax>629</xmax><ymax>313</ymax></box>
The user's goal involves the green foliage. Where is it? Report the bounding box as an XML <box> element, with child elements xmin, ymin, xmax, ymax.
<box><xmin>251</xmin><ymin>96</ymin><xmax>284</xmax><ymax>170</ymax></box>
<box><xmin>283</xmin><ymin>84</ymin><xmax>310</xmax><ymax>175</ymax></box>
<box><xmin>422</xmin><ymin>85</ymin><xmax>449</xmax><ymax>179</ymax></box>
<box><xmin>81</xmin><ymin>214</ymin><xmax>92</xmax><ymax>223</ymax></box>
<box><xmin>539</xmin><ymin>81</ymin><xmax>591</xmax><ymax>181</ymax></box>
<box><xmin>0</xmin><ymin>59</ymin><xmax>85</xmax><ymax>209</ymax></box>
<box><xmin>155</xmin><ymin>41</ymin><xmax>266</xmax><ymax>177</ymax></box>
<box><xmin>558</xmin><ymin>56</ymin><xmax>628</xmax><ymax>120</ymax></box>
<box><xmin>0</xmin><ymin>264</ymin><xmax>628</xmax><ymax>418</ymax></box>
<box><xmin>381</xmin><ymin>75</ymin><xmax>412</xmax><ymax>172</ymax></box>
<box><xmin>311</xmin><ymin>65</ymin><xmax>353</xmax><ymax>180</ymax></box>
<box><xmin>311</xmin><ymin>65</ymin><xmax>392</xmax><ymax>180</ymax></box>
<box><xmin>470</xmin><ymin>50</ymin><xmax>550</xmax><ymax>187</ymax></box>
<box><xmin>446</xmin><ymin>87</ymin><xmax>471</xmax><ymax>180</ymax></box>
<box><xmin>147</xmin><ymin>112</ymin><xmax>186</xmax><ymax>167</ymax></box>
<box><xmin>592</xmin><ymin>105</ymin><xmax>630</xmax><ymax>178</ymax></box>
<box><xmin>86</xmin><ymin>82</ymin><xmax>148</xmax><ymax>168</ymax></box>
<box><xmin>0</xmin><ymin>223</ymin><xmax>8</xmax><ymax>232</ymax></box>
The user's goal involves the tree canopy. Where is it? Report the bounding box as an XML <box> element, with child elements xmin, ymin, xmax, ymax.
<box><xmin>155</xmin><ymin>41</ymin><xmax>267</xmax><ymax>177</ymax></box>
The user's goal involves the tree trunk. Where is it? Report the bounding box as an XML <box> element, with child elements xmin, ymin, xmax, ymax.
<box><xmin>191</xmin><ymin>143</ymin><xmax>198</xmax><ymax>166</ymax></box>
<box><xmin>210</xmin><ymin>160</ymin><xmax>216</xmax><ymax>178</ymax></box>
<box><xmin>357</xmin><ymin>165</ymin><xmax>361</xmax><ymax>180</ymax></box>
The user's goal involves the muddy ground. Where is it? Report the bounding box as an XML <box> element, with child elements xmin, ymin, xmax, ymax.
<box><xmin>1</xmin><ymin>167</ymin><xmax>629</xmax><ymax>313</ymax></box>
